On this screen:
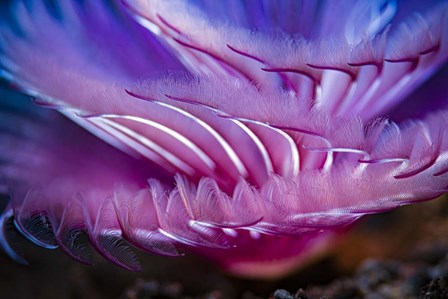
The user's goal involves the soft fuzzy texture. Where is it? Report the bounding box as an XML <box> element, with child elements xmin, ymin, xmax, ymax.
<box><xmin>0</xmin><ymin>0</ymin><xmax>447</xmax><ymax>278</ymax></box>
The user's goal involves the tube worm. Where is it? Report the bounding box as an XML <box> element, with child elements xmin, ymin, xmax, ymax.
<box><xmin>0</xmin><ymin>0</ymin><xmax>447</xmax><ymax>278</ymax></box>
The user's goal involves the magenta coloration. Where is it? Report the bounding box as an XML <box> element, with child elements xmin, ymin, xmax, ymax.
<box><xmin>0</xmin><ymin>0</ymin><xmax>447</xmax><ymax>278</ymax></box>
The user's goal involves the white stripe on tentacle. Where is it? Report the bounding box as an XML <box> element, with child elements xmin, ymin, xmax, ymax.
<box><xmin>82</xmin><ymin>113</ymin><xmax>213</xmax><ymax>177</ymax></box>
<box><xmin>125</xmin><ymin>91</ymin><xmax>275</xmax><ymax>185</ymax></box>
<box><xmin>159</xmin><ymin>94</ymin><xmax>302</xmax><ymax>178</ymax></box>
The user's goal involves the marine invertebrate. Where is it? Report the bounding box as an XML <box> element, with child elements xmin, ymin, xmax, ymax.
<box><xmin>0</xmin><ymin>0</ymin><xmax>447</xmax><ymax>278</ymax></box>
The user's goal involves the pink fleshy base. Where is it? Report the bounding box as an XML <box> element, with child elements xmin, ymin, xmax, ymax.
<box><xmin>189</xmin><ymin>230</ymin><xmax>341</xmax><ymax>279</ymax></box>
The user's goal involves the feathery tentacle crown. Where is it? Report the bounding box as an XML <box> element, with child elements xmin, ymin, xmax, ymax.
<box><xmin>0</xmin><ymin>0</ymin><xmax>447</xmax><ymax>277</ymax></box>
